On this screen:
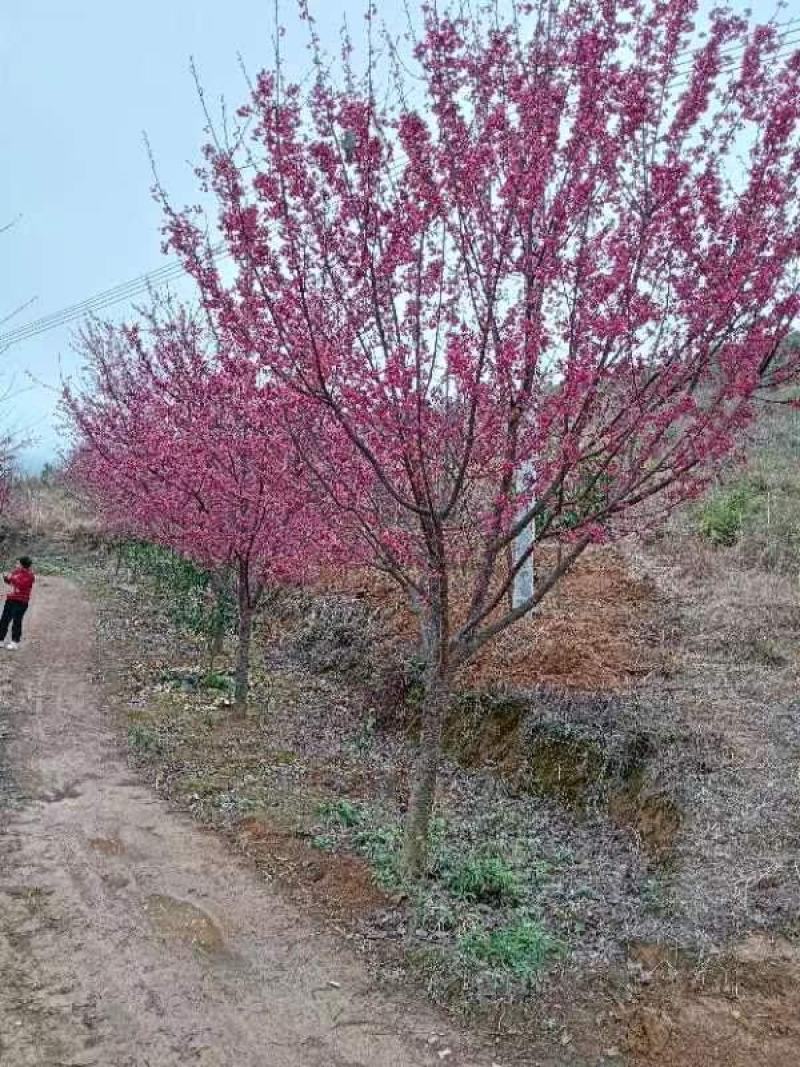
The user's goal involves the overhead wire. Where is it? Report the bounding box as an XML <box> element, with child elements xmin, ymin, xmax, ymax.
<box><xmin>0</xmin><ymin>244</ymin><xmax>228</xmax><ymax>348</ymax></box>
<box><xmin>670</xmin><ymin>17</ymin><xmax>800</xmax><ymax>72</ymax></box>
<box><xmin>669</xmin><ymin>43</ymin><xmax>800</xmax><ymax>88</ymax></box>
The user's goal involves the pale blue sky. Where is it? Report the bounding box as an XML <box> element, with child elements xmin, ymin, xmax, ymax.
<box><xmin>1</xmin><ymin>0</ymin><xmax>408</xmax><ymax>470</ymax></box>
<box><xmin>0</xmin><ymin>0</ymin><xmax>793</xmax><ymax>470</ymax></box>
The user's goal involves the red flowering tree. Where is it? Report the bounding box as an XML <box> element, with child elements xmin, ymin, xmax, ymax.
<box><xmin>66</xmin><ymin>306</ymin><xmax>328</xmax><ymax>708</ymax></box>
<box><xmin>162</xmin><ymin>0</ymin><xmax>800</xmax><ymax>872</ymax></box>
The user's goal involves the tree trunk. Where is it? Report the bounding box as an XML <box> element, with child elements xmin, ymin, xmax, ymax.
<box><xmin>233</xmin><ymin>559</ymin><xmax>258</xmax><ymax>715</ymax></box>
<box><xmin>233</xmin><ymin>599</ymin><xmax>253</xmax><ymax>713</ymax></box>
<box><xmin>505</xmin><ymin>541</ymin><xmax>514</xmax><ymax>613</ymax></box>
<box><xmin>208</xmin><ymin>619</ymin><xmax>225</xmax><ymax>677</ymax></box>
<box><xmin>401</xmin><ymin>653</ymin><xmax>451</xmax><ymax>878</ymax></box>
<box><xmin>206</xmin><ymin>570</ymin><xmax>228</xmax><ymax>676</ymax></box>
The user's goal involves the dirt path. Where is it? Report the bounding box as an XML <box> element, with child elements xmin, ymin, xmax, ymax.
<box><xmin>0</xmin><ymin>577</ymin><xmax>489</xmax><ymax>1067</ymax></box>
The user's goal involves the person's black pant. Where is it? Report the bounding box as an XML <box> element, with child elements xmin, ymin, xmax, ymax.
<box><xmin>0</xmin><ymin>600</ymin><xmax>27</xmax><ymax>643</ymax></box>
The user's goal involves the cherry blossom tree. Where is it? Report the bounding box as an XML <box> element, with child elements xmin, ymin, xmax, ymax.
<box><xmin>66</xmin><ymin>305</ymin><xmax>329</xmax><ymax>709</ymax></box>
<box><xmin>161</xmin><ymin>0</ymin><xmax>800</xmax><ymax>873</ymax></box>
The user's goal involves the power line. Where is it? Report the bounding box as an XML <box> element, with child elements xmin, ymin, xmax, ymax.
<box><xmin>671</xmin><ymin>17</ymin><xmax>800</xmax><ymax>72</ymax></box>
<box><xmin>0</xmin><ymin>244</ymin><xmax>227</xmax><ymax>349</ymax></box>
<box><xmin>670</xmin><ymin>41</ymin><xmax>800</xmax><ymax>87</ymax></box>
<box><xmin>0</xmin><ymin>262</ymin><xmax>185</xmax><ymax>346</ymax></box>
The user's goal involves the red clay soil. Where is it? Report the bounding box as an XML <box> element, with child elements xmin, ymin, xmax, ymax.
<box><xmin>624</xmin><ymin>935</ymin><xmax>800</xmax><ymax>1067</ymax></box>
<box><xmin>234</xmin><ymin>817</ymin><xmax>390</xmax><ymax>926</ymax></box>
<box><xmin>316</xmin><ymin>545</ymin><xmax>661</xmax><ymax>693</ymax></box>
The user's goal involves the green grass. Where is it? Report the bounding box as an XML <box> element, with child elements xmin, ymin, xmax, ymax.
<box><xmin>441</xmin><ymin>852</ymin><xmax>520</xmax><ymax>904</ymax></box>
<box><xmin>694</xmin><ymin>409</ymin><xmax>800</xmax><ymax>570</ymax></box>
<box><xmin>201</xmin><ymin>670</ymin><xmax>233</xmax><ymax>692</ymax></box>
<box><xmin>458</xmin><ymin>918</ymin><xmax>560</xmax><ymax>978</ymax></box>
<box><xmin>316</xmin><ymin>798</ymin><xmax>364</xmax><ymax>828</ymax></box>
<box><xmin>28</xmin><ymin>557</ymin><xmax>74</xmax><ymax>577</ymax></box>
<box><xmin>353</xmin><ymin>823</ymin><xmax>403</xmax><ymax>886</ymax></box>
<box><xmin>311</xmin><ymin>833</ymin><xmax>337</xmax><ymax>852</ymax></box>
<box><xmin>698</xmin><ymin>483</ymin><xmax>758</xmax><ymax>546</ymax></box>
<box><xmin>415</xmin><ymin>896</ymin><xmax>459</xmax><ymax>933</ymax></box>
<box><xmin>116</xmin><ymin>539</ymin><xmax>235</xmax><ymax>640</ymax></box>
<box><xmin>127</xmin><ymin>723</ymin><xmax>163</xmax><ymax>755</ymax></box>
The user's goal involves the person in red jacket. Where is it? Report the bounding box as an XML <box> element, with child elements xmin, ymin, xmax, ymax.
<box><xmin>1</xmin><ymin>556</ymin><xmax>35</xmax><ymax>650</ymax></box>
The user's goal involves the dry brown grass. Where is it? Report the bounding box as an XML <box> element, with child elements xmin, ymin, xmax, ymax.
<box><xmin>629</xmin><ymin>528</ymin><xmax>800</xmax><ymax>943</ymax></box>
<box><xmin>2</xmin><ymin>478</ymin><xmax>99</xmax><ymax>545</ymax></box>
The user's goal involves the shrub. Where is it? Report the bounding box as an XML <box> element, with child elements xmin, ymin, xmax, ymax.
<box><xmin>697</xmin><ymin>483</ymin><xmax>758</xmax><ymax>546</ymax></box>
<box><xmin>290</xmin><ymin>595</ymin><xmax>378</xmax><ymax>677</ymax></box>
<box><xmin>201</xmin><ymin>671</ymin><xmax>233</xmax><ymax>692</ymax></box>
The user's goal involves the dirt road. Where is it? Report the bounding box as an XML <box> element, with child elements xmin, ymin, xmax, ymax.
<box><xmin>0</xmin><ymin>577</ymin><xmax>485</xmax><ymax>1067</ymax></box>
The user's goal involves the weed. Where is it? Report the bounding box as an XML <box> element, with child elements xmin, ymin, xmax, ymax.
<box><xmin>290</xmin><ymin>596</ymin><xmax>378</xmax><ymax>678</ymax></box>
<box><xmin>30</xmin><ymin>558</ymin><xmax>71</xmax><ymax>577</ymax></box>
<box><xmin>176</xmin><ymin>774</ymin><xmax>228</xmax><ymax>799</ymax></box>
<box><xmin>698</xmin><ymin>483</ymin><xmax>758</xmax><ymax>546</ymax></box>
<box><xmin>458</xmin><ymin>918</ymin><xmax>559</xmax><ymax>977</ymax></box>
<box><xmin>127</xmin><ymin>723</ymin><xmax>162</xmax><ymax>755</ymax></box>
<box><xmin>201</xmin><ymin>671</ymin><xmax>233</xmax><ymax>692</ymax></box>
<box><xmin>427</xmin><ymin>816</ymin><xmax>449</xmax><ymax>846</ymax></box>
<box><xmin>317</xmin><ymin>798</ymin><xmax>363</xmax><ymax>828</ymax></box>
<box><xmin>415</xmin><ymin>896</ymin><xmax>459</xmax><ymax>933</ymax></box>
<box><xmin>353</xmin><ymin>823</ymin><xmax>403</xmax><ymax>886</ymax></box>
<box><xmin>216</xmin><ymin>790</ymin><xmax>262</xmax><ymax>818</ymax></box>
<box><xmin>349</xmin><ymin>713</ymin><xmax>377</xmax><ymax>755</ymax></box>
<box><xmin>441</xmin><ymin>852</ymin><xmax>520</xmax><ymax>904</ymax></box>
<box><xmin>311</xmin><ymin>833</ymin><xmax>337</xmax><ymax>852</ymax></box>
<box><xmin>641</xmin><ymin>875</ymin><xmax>670</xmax><ymax>917</ymax></box>
<box><xmin>401</xmin><ymin>655</ymin><xmax>428</xmax><ymax>711</ymax></box>
<box><xmin>745</xmin><ymin>637</ymin><xmax>789</xmax><ymax>668</ymax></box>
<box><xmin>268</xmin><ymin>749</ymin><xmax>298</xmax><ymax>766</ymax></box>
<box><xmin>117</xmin><ymin>540</ymin><xmax>235</xmax><ymax>644</ymax></box>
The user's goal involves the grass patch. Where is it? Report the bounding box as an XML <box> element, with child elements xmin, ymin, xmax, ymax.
<box><xmin>353</xmin><ymin>823</ymin><xmax>403</xmax><ymax>887</ymax></box>
<box><xmin>317</xmin><ymin>798</ymin><xmax>364</xmax><ymax>828</ymax></box>
<box><xmin>458</xmin><ymin>918</ymin><xmax>560</xmax><ymax>978</ymax></box>
<box><xmin>127</xmin><ymin>723</ymin><xmax>163</xmax><ymax>755</ymax></box>
<box><xmin>441</xmin><ymin>852</ymin><xmax>520</xmax><ymax>904</ymax></box>
<box><xmin>745</xmin><ymin>637</ymin><xmax>790</xmax><ymax>668</ymax></box>
<box><xmin>311</xmin><ymin>833</ymin><xmax>337</xmax><ymax>852</ymax></box>
<box><xmin>28</xmin><ymin>557</ymin><xmax>74</xmax><ymax>577</ymax></box>
<box><xmin>415</xmin><ymin>896</ymin><xmax>460</xmax><ymax>933</ymax></box>
<box><xmin>693</xmin><ymin>421</ymin><xmax>800</xmax><ymax>571</ymax></box>
<box><xmin>698</xmin><ymin>483</ymin><xmax>758</xmax><ymax>547</ymax></box>
<box><xmin>201</xmin><ymin>670</ymin><xmax>233</xmax><ymax>692</ymax></box>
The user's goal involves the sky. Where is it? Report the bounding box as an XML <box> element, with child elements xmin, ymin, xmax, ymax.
<box><xmin>0</xmin><ymin>0</ymin><xmax>410</xmax><ymax>471</ymax></box>
<box><xmin>0</xmin><ymin>0</ymin><xmax>796</xmax><ymax>472</ymax></box>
